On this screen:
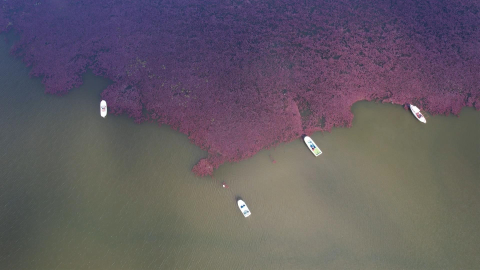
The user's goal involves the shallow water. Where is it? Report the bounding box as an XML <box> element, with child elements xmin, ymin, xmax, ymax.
<box><xmin>1</xmin><ymin>37</ymin><xmax>479</xmax><ymax>270</ymax></box>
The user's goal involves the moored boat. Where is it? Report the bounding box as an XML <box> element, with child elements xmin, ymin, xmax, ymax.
<box><xmin>100</xmin><ymin>100</ymin><xmax>107</xmax><ymax>118</ymax></box>
<box><xmin>303</xmin><ymin>136</ymin><xmax>322</xmax><ymax>156</ymax></box>
<box><xmin>237</xmin><ymin>199</ymin><xmax>251</xmax><ymax>217</ymax></box>
<box><xmin>409</xmin><ymin>104</ymin><xmax>426</xmax><ymax>123</ymax></box>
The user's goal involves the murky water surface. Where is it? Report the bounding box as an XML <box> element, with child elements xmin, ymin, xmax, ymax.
<box><xmin>1</xmin><ymin>38</ymin><xmax>479</xmax><ymax>270</ymax></box>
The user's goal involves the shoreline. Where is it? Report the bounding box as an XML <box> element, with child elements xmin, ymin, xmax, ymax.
<box><xmin>1</xmin><ymin>0</ymin><xmax>479</xmax><ymax>176</ymax></box>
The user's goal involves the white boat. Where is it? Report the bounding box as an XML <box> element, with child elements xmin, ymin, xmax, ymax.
<box><xmin>100</xmin><ymin>100</ymin><xmax>107</xmax><ymax>118</ymax></box>
<box><xmin>304</xmin><ymin>136</ymin><xmax>322</xmax><ymax>156</ymax></box>
<box><xmin>237</xmin><ymin>199</ymin><xmax>251</xmax><ymax>217</ymax></box>
<box><xmin>409</xmin><ymin>104</ymin><xmax>426</xmax><ymax>123</ymax></box>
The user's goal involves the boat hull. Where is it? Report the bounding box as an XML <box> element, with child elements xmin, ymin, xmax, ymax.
<box><xmin>304</xmin><ymin>136</ymin><xmax>322</xmax><ymax>156</ymax></box>
<box><xmin>100</xmin><ymin>100</ymin><xmax>107</xmax><ymax>118</ymax></box>
<box><xmin>409</xmin><ymin>104</ymin><xmax>426</xmax><ymax>123</ymax></box>
<box><xmin>237</xmin><ymin>200</ymin><xmax>251</xmax><ymax>218</ymax></box>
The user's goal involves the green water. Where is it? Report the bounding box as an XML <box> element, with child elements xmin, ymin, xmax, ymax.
<box><xmin>1</xmin><ymin>38</ymin><xmax>479</xmax><ymax>269</ymax></box>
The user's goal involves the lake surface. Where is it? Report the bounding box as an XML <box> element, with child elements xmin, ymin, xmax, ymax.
<box><xmin>1</xmin><ymin>37</ymin><xmax>479</xmax><ymax>270</ymax></box>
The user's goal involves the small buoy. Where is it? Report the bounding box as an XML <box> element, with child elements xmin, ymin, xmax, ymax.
<box><xmin>222</xmin><ymin>182</ymin><xmax>229</xmax><ymax>188</ymax></box>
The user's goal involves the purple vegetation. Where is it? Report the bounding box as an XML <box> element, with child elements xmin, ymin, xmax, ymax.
<box><xmin>1</xmin><ymin>0</ymin><xmax>479</xmax><ymax>176</ymax></box>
